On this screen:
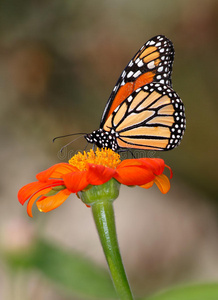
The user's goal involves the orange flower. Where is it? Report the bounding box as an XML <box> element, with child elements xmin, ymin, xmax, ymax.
<box><xmin>18</xmin><ymin>148</ymin><xmax>172</xmax><ymax>217</ymax></box>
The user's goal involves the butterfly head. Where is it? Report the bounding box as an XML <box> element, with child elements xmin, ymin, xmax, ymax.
<box><xmin>85</xmin><ymin>129</ymin><xmax>119</xmax><ymax>151</ymax></box>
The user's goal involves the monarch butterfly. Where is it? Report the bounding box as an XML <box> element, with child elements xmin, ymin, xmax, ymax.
<box><xmin>86</xmin><ymin>35</ymin><xmax>186</xmax><ymax>151</ymax></box>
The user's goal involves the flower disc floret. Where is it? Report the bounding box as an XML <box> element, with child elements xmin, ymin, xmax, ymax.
<box><xmin>69</xmin><ymin>148</ymin><xmax>121</xmax><ymax>171</ymax></box>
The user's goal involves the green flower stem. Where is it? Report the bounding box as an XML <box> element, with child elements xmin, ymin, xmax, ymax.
<box><xmin>91</xmin><ymin>200</ymin><xmax>134</xmax><ymax>300</ymax></box>
<box><xmin>78</xmin><ymin>179</ymin><xmax>134</xmax><ymax>300</ymax></box>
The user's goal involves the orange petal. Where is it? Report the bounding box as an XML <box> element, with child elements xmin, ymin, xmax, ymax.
<box><xmin>165</xmin><ymin>164</ymin><xmax>173</xmax><ymax>179</ymax></box>
<box><xmin>86</xmin><ymin>164</ymin><xmax>116</xmax><ymax>185</ymax></box>
<box><xmin>36</xmin><ymin>163</ymin><xmax>78</xmax><ymax>182</ymax></box>
<box><xmin>138</xmin><ymin>158</ymin><xmax>165</xmax><ymax>175</ymax></box>
<box><xmin>117</xmin><ymin>159</ymin><xmax>144</xmax><ymax>168</ymax></box>
<box><xmin>36</xmin><ymin>189</ymin><xmax>71</xmax><ymax>213</ymax></box>
<box><xmin>140</xmin><ymin>181</ymin><xmax>154</xmax><ymax>189</ymax></box>
<box><xmin>114</xmin><ymin>166</ymin><xmax>155</xmax><ymax>186</ymax></box>
<box><xmin>18</xmin><ymin>182</ymin><xmax>42</xmax><ymax>205</ymax></box>
<box><xmin>27</xmin><ymin>187</ymin><xmax>51</xmax><ymax>217</ymax></box>
<box><xmin>18</xmin><ymin>180</ymin><xmax>62</xmax><ymax>205</ymax></box>
<box><xmin>154</xmin><ymin>174</ymin><xmax>171</xmax><ymax>194</ymax></box>
<box><xmin>117</xmin><ymin>158</ymin><xmax>166</xmax><ymax>176</ymax></box>
<box><xmin>63</xmin><ymin>170</ymin><xmax>88</xmax><ymax>192</ymax></box>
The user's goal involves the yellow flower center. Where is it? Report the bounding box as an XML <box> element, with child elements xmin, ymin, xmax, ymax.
<box><xmin>68</xmin><ymin>148</ymin><xmax>121</xmax><ymax>171</ymax></box>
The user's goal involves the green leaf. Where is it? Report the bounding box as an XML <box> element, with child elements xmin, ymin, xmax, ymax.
<box><xmin>143</xmin><ymin>283</ymin><xmax>218</xmax><ymax>300</ymax></box>
<box><xmin>5</xmin><ymin>238</ymin><xmax>116</xmax><ymax>299</ymax></box>
<box><xmin>31</xmin><ymin>239</ymin><xmax>117</xmax><ymax>299</ymax></box>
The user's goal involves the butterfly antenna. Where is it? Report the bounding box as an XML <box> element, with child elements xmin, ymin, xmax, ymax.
<box><xmin>60</xmin><ymin>134</ymin><xmax>85</xmax><ymax>153</ymax></box>
<box><xmin>53</xmin><ymin>132</ymin><xmax>87</xmax><ymax>143</ymax></box>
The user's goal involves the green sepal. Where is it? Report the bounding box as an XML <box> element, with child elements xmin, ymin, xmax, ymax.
<box><xmin>52</xmin><ymin>185</ymin><xmax>66</xmax><ymax>191</ymax></box>
<box><xmin>78</xmin><ymin>178</ymin><xmax>120</xmax><ymax>206</ymax></box>
<box><xmin>44</xmin><ymin>185</ymin><xmax>66</xmax><ymax>197</ymax></box>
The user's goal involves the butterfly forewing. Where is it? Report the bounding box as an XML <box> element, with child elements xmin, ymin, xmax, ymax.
<box><xmin>103</xmin><ymin>82</ymin><xmax>185</xmax><ymax>151</ymax></box>
<box><xmin>100</xmin><ymin>35</ymin><xmax>175</xmax><ymax>127</ymax></box>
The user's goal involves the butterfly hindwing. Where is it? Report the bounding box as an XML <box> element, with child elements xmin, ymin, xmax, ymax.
<box><xmin>100</xmin><ymin>35</ymin><xmax>175</xmax><ymax>126</ymax></box>
<box><xmin>103</xmin><ymin>82</ymin><xmax>185</xmax><ymax>151</ymax></box>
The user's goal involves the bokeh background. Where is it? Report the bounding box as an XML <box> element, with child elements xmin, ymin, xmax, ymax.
<box><xmin>1</xmin><ymin>0</ymin><xmax>218</xmax><ymax>299</ymax></box>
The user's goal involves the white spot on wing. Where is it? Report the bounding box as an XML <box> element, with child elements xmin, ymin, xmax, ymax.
<box><xmin>128</xmin><ymin>60</ymin><xmax>133</xmax><ymax>67</ymax></box>
<box><xmin>147</xmin><ymin>61</ymin><xmax>155</xmax><ymax>69</ymax></box>
<box><xmin>121</xmin><ymin>70</ymin><xmax>126</xmax><ymax>78</ymax></box>
<box><xmin>137</xmin><ymin>60</ymin><xmax>144</xmax><ymax>67</ymax></box>
<box><xmin>127</xmin><ymin>95</ymin><xmax>133</xmax><ymax>102</ymax></box>
<box><xmin>127</xmin><ymin>71</ymin><xmax>134</xmax><ymax>78</ymax></box>
<box><xmin>133</xmin><ymin>70</ymin><xmax>142</xmax><ymax>78</ymax></box>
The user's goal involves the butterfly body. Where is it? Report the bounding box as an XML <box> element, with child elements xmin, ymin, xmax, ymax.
<box><xmin>85</xmin><ymin>128</ymin><xmax>119</xmax><ymax>151</ymax></box>
<box><xmin>85</xmin><ymin>35</ymin><xmax>186</xmax><ymax>151</ymax></box>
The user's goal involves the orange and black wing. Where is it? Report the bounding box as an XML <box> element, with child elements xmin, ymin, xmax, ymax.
<box><xmin>100</xmin><ymin>35</ymin><xmax>175</xmax><ymax>127</ymax></box>
<box><xmin>103</xmin><ymin>82</ymin><xmax>186</xmax><ymax>151</ymax></box>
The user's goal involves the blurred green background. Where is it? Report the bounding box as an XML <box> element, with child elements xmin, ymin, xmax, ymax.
<box><xmin>1</xmin><ymin>0</ymin><xmax>218</xmax><ymax>299</ymax></box>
